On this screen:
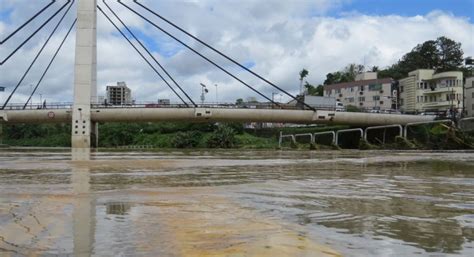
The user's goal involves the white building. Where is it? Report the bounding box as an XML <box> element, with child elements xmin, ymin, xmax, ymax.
<box><xmin>106</xmin><ymin>81</ymin><xmax>132</xmax><ymax>105</ymax></box>
<box><xmin>324</xmin><ymin>72</ymin><xmax>395</xmax><ymax>111</ymax></box>
<box><xmin>465</xmin><ymin>77</ymin><xmax>474</xmax><ymax>117</ymax></box>
<box><xmin>399</xmin><ymin>69</ymin><xmax>463</xmax><ymax>114</ymax></box>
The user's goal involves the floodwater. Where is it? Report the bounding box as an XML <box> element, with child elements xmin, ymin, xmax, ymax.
<box><xmin>0</xmin><ymin>149</ymin><xmax>473</xmax><ymax>256</ymax></box>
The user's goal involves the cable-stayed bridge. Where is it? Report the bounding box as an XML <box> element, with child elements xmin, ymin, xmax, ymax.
<box><xmin>0</xmin><ymin>0</ymin><xmax>434</xmax><ymax>150</ymax></box>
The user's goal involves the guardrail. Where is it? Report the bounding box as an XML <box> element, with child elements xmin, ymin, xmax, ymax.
<box><xmin>364</xmin><ymin>125</ymin><xmax>403</xmax><ymax>140</ymax></box>
<box><xmin>314</xmin><ymin>131</ymin><xmax>336</xmax><ymax>145</ymax></box>
<box><xmin>278</xmin><ymin>131</ymin><xmax>296</xmax><ymax>148</ymax></box>
<box><xmin>335</xmin><ymin>128</ymin><xmax>364</xmax><ymax>146</ymax></box>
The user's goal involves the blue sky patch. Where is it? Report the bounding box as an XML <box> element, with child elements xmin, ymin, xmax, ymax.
<box><xmin>329</xmin><ymin>0</ymin><xmax>474</xmax><ymax>20</ymax></box>
<box><xmin>0</xmin><ymin>7</ymin><xmax>13</xmax><ymax>23</ymax></box>
<box><xmin>243</xmin><ymin>60</ymin><xmax>256</xmax><ymax>69</ymax></box>
<box><xmin>111</xmin><ymin>26</ymin><xmax>184</xmax><ymax>58</ymax></box>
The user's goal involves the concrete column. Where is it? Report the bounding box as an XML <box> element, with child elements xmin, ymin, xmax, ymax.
<box><xmin>72</xmin><ymin>0</ymin><xmax>97</xmax><ymax>149</ymax></box>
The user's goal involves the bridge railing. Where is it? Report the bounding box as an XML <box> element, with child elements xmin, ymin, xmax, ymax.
<box><xmin>3</xmin><ymin>101</ymin><xmax>337</xmax><ymax>111</ymax></box>
<box><xmin>2</xmin><ymin>102</ymin><xmax>74</xmax><ymax>110</ymax></box>
<box><xmin>90</xmin><ymin>102</ymin><xmax>341</xmax><ymax>111</ymax></box>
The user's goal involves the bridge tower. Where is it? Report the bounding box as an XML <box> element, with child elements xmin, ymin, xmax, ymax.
<box><xmin>72</xmin><ymin>0</ymin><xmax>98</xmax><ymax>149</ymax></box>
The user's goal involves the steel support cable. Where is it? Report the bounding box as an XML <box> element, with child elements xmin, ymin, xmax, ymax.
<box><xmin>23</xmin><ymin>19</ymin><xmax>77</xmax><ymax>110</ymax></box>
<box><xmin>103</xmin><ymin>0</ymin><xmax>197</xmax><ymax>107</ymax></box>
<box><xmin>118</xmin><ymin>0</ymin><xmax>281</xmax><ymax>107</ymax></box>
<box><xmin>0</xmin><ymin>0</ymin><xmax>56</xmax><ymax>44</ymax></box>
<box><xmin>0</xmin><ymin>0</ymin><xmax>71</xmax><ymax>65</ymax></box>
<box><xmin>97</xmin><ymin>6</ymin><xmax>188</xmax><ymax>106</ymax></box>
<box><xmin>133</xmin><ymin>0</ymin><xmax>315</xmax><ymax>111</ymax></box>
<box><xmin>1</xmin><ymin>0</ymin><xmax>74</xmax><ymax>110</ymax></box>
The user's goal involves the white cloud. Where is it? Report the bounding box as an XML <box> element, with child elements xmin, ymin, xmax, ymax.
<box><xmin>1</xmin><ymin>1</ymin><xmax>473</xmax><ymax>105</ymax></box>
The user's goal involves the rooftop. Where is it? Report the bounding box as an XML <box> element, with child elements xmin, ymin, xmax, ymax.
<box><xmin>324</xmin><ymin>78</ymin><xmax>393</xmax><ymax>91</ymax></box>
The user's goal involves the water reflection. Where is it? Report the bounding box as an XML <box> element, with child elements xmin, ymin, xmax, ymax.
<box><xmin>71</xmin><ymin>164</ymin><xmax>95</xmax><ymax>256</ymax></box>
<box><xmin>106</xmin><ymin>202</ymin><xmax>131</xmax><ymax>215</ymax></box>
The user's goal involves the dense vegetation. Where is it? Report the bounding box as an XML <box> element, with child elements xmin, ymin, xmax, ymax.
<box><xmin>1</xmin><ymin>122</ymin><xmax>277</xmax><ymax>149</ymax></box>
<box><xmin>2</xmin><ymin>122</ymin><xmax>472</xmax><ymax>150</ymax></box>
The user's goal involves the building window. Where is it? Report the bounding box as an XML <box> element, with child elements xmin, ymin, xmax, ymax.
<box><xmin>400</xmin><ymin>99</ymin><xmax>404</xmax><ymax>106</ymax></box>
<box><xmin>417</xmin><ymin>96</ymin><xmax>419</xmax><ymax>103</ymax></box>
<box><xmin>369</xmin><ymin>84</ymin><xmax>382</xmax><ymax>91</ymax></box>
<box><xmin>472</xmin><ymin>92</ymin><xmax>474</xmax><ymax>98</ymax></box>
<box><xmin>400</xmin><ymin>86</ymin><xmax>404</xmax><ymax>93</ymax></box>
<box><xmin>379</xmin><ymin>101</ymin><xmax>384</xmax><ymax>105</ymax></box>
<box><xmin>359</xmin><ymin>85</ymin><xmax>365</xmax><ymax>91</ymax></box>
<box><xmin>358</xmin><ymin>97</ymin><xmax>365</xmax><ymax>102</ymax></box>
<box><xmin>350</xmin><ymin>87</ymin><xmax>354</xmax><ymax>92</ymax></box>
<box><xmin>373</xmin><ymin>95</ymin><xmax>380</xmax><ymax>101</ymax></box>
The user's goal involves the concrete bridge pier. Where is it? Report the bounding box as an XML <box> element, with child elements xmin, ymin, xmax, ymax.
<box><xmin>71</xmin><ymin>0</ymin><xmax>97</xmax><ymax>151</ymax></box>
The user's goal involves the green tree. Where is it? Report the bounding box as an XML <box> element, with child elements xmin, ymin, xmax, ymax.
<box><xmin>437</xmin><ymin>36</ymin><xmax>464</xmax><ymax>72</ymax></box>
<box><xmin>172</xmin><ymin>131</ymin><xmax>201</xmax><ymax>148</ymax></box>
<box><xmin>304</xmin><ymin>82</ymin><xmax>324</xmax><ymax>96</ymax></box>
<box><xmin>323</xmin><ymin>71</ymin><xmax>345</xmax><ymax>85</ymax></box>
<box><xmin>343</xmin><ymin>63</ymin><xmax>365</xmax><ymax>81</ymax></box>
<box><xmin>299</xmin><ymin>69</ymin><xmax>309</xmax><ymax>94</ymax></box>
<box><xmin>235</xmin><ymin>98</ymin><xmax>244</xmax><ymax>105</ymax></box>
<box><xmin>323</xmin><ymin>64</ymin><xmax>364</xmax><ymax>85</ymax></box>
<box><xmin>378</xmin><ymin>36</ymin><xmax>464</xmax><ymax>79</ymax></box>
<box><xmin>206</xmin><ymin>124</ymin><xmax>237</xmax><ymax>148</ymax></box>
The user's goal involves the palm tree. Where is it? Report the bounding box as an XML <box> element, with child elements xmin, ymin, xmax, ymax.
<box><xmin>299</xmin><ymin>69</ymin><xmax>309</xmax><ymax>95</ymax></box>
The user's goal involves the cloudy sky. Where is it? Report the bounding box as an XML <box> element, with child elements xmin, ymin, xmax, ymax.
<box><xmin>0</xmin><ymin>0</ymin><xmax>473</xmax><ymax>105</ymax></box>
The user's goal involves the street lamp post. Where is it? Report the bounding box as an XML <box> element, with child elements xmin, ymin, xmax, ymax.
<box><xmin>40</xmin><ymin>93</ymin><xmax>43</xmax><ymax>109</ymax></box>
<box><xmin>215</xmin><ymin>84</ymin><xmax>218</xmax><ymax>105</ymax></box>
<box><xmin>199</xmin><ymin>83</ymin><xmax>208</xmax><ymax>106</ymax></box>
<box><xmin>272</xmin><ymin>92</ymin><xmax>278</xmax><ymax>109</ymax></box>
<box><xmin>29</xmin><ymin>84</ymin><xmax>33</xmax><ymax>109</ymax></box>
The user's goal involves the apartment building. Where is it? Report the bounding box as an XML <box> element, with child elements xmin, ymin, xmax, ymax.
<box><xmin>465</xmin><ymin>77</ymin><xmax>474</xmax><ymax>117</ymax></box>
<box><xmin>324</xmin><ymin>72</ymin><xmax>395</xmax><ymax>111</ymax></box>
<box><xmin>106</xmin><ymin>81</ymin><xmax>132</xmax><ymax>105</ymax></box>
<box><xmin>399</xmin><ymin>69</ymin><xmax>463</xmax><ymax>114</ymax></box>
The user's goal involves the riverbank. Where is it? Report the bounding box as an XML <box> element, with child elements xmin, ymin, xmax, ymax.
<box><xmin>1</xmin><ymin>122</ymin><xmax>473</xmax><ymax>150</ymax></box>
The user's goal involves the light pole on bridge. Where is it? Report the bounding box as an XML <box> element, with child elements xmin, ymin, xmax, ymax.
<box><xmin>215</xmin><ymin>84</ymin><xmax>218</xmax><ymax>105</ymax></box>
<box><xmin>200</xmin><ymin>83</ymin><xmax>208</xmax><ymax>106</ymax></box>
<box><xmin>0</xmin><ymin>85</ymin><xmax>4</xmax><ymax>145</ymax></box>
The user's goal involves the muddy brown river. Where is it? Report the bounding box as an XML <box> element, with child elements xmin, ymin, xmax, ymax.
<box><xmin>0</xmin><ymin>149</ymin><xmax>473</xmax><ymax>256</ymax></box>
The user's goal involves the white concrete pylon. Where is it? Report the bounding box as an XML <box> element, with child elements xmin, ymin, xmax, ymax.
<box><xmin>72</xmin><ymin>0</ymin><xmax>97</xmax><ymax>149</ymax></box>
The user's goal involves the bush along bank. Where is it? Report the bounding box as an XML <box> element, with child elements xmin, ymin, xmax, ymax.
<box><xmin>362</xmin><ymin>124</ymin><xmax>474</xmax><ymax>150</ymax></box>
<box><xmin>2</xmin><ymin>122</ymin><xmax>473</xmax><ymax>150</ymax></box>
